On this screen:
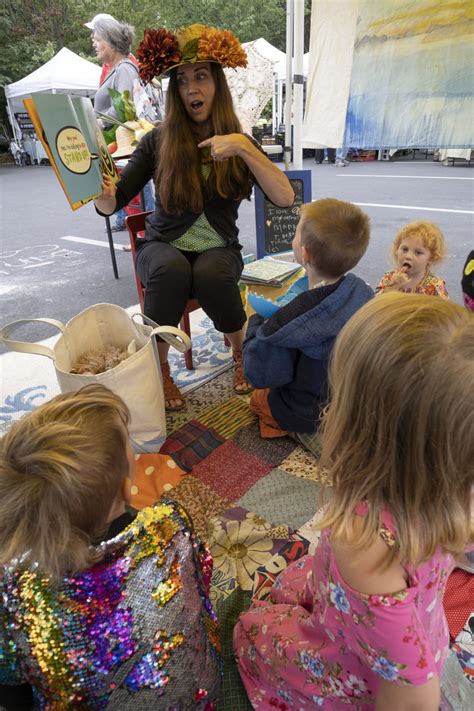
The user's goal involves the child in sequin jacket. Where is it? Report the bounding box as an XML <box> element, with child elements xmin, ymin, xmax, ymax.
<box><xmin>376</xmin><ymin>220</ymin><xmax>449</xmax><ymax>297</ymax></box>
<box><xmin>0</xmin><ymin>385</ymin><xmax>221</xmax><ymax>710</ymax></box>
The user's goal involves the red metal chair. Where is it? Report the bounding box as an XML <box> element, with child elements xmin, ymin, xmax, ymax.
<box><xmin>125</xmin><ymin>211</ymin><xmax>214</xmax><ymax>370</ymax></box>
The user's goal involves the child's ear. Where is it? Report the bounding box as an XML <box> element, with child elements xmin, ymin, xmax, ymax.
<box><xmin>302</xmin><ymin>245</ymin><xmax>312</xmax><ymax>268</ymax></box>
<box><xmin>122</xmin><ymin>476</ymin><xmax>132</xmax><ymax>506</ymax></box>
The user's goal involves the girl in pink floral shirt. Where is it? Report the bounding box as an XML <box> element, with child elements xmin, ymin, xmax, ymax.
<box><xmin>234</xmin><ymin>293</ymin><xmax>473</xmax><ymax>710</ymax></box>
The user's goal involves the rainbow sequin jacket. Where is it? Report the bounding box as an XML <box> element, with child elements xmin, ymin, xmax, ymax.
<box><xmin>0</xmin><ymin>499</ymin><xmax>221</xmax><ymax>709</ymax></box>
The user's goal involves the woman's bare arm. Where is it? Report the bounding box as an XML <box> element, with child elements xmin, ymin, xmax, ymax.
<box><xmin>376</xmin><ymin>676</ymin><xmax>440</xmax><ymax>711</ymax></box>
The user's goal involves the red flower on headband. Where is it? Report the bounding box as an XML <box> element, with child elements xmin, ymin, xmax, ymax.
<box><xmin>137</xmin><ymin>28</ymin><xmax>182</xmax><ymax>82</ymax></box>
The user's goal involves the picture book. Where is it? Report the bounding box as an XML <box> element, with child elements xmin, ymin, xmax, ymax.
<box><xmin>24</xmin><ymin>93</ymin><xmax>117</xmax><ymax>211</ymax></box>
<box><xmin>240</xmin><ymin>256</ymin><xmax>302</xmax><ymax>287</ymax></box>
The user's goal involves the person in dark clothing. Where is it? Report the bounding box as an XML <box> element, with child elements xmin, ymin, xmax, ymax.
<box><xmin>94</xmin><ymin>24</ymin><xmax>294</xmax><ymax>410</ymax></box>
<box><xmin>244</xmin><ymin>198</ymin><xmax>374</xmax><ymax>456</ymax></box>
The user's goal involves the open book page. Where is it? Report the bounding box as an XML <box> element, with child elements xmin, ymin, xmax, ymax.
<box><xmin>26</xmin><ymin>93</ymin><xmax>104</xmax><ymax>208</ymax></box>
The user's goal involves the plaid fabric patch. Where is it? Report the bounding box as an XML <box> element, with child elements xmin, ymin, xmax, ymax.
<box><xmin>161</xmin><ymin>420</ymin><xmax>224</xmax><ymax>472</ymax></box>
<box><xmin>197</xmin><ymin>397</ymin><xmax>256</xmax><ymax>439</ymax></box>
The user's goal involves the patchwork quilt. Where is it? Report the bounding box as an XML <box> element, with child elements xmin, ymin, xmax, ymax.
<box><xmin>130</xmin><ymin>368</ymin><xmax>473</xmax><ymax>710</ymax></box>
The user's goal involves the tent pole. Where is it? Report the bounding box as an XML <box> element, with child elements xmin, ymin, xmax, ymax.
<box><xmin>277</xmin><ymin>79</ymin><xmax>283</xmax><ymax>131</ymax></box>
<box><xmin>5</xmin><ymin>97</ymin><xmax>22</xmax><ymax>143</ymax></box>
<box><xmin>284</xmin><ymin>0</ymin><xmax>294</xmax><ymax>170</ymax></box>
<box><xmin>292</xmin><ymin>0</ymin><xmax>304</xmax><ymax>169</ymax></box>
<box><xmin>272</xmin><ymin>73</ymin><xmax>277</xmax><ymax>134</ymax></box>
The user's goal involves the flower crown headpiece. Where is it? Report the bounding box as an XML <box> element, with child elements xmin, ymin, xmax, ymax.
<box><xmin>137</xmin><ymin>23</ymin><xmax>248</xmax><ymax>83</ymax></box>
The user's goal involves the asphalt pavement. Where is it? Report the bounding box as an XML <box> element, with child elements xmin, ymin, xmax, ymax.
<box><xmin>1</xmin><ymin>153</ymin><xmax>472</xmax><ymax>351</ymax></box>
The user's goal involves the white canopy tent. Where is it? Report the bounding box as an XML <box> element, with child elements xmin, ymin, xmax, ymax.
<box><xmin>4</xmin><ymin>47</ymin><xmax>101</xmax><ymax>141</ymax></box>
<box><xmin>245</xmin><ymin>37</ymin><xmax>309</xmax><ymax>81</ymax></box>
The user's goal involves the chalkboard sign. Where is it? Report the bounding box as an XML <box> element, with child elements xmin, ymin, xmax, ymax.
<box><xmin>254</xmin><ymin>170</ymin><xmax>312</xmax><ymax>258</ymax></box>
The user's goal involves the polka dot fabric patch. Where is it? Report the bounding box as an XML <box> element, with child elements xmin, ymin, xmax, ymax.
<box><xmin>128</xmin><ymin>453</ymin><xmax>186</xmax><ymax>510</ymax></box>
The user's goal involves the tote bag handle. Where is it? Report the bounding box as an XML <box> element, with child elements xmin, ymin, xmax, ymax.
<box><xmin>131</xmin><ymin>313</ymin><xmax>191</xmax><ymax>353</ymax></box>
<box><xmin>0</xmin><ymin>318</ymin><xmax>65</xmax><ymax>360</ymax></box>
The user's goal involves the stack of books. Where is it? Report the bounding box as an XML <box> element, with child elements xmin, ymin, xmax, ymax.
<box><xmin>240</xmin><ymin>256</ymin><xmax>301</xmax><ymax>287</ymax></box>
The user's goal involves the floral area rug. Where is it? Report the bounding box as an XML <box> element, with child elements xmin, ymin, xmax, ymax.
<box><xmin>0</xmin><ymin>307</ymin><xmax>232</xmax><ymax>434</ymax></box>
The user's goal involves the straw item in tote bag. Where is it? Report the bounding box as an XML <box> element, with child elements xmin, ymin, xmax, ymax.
<box><xmin>0</xmin><ymin>303</ymin><xmax>191</xmax><ymax>453</ymax></box>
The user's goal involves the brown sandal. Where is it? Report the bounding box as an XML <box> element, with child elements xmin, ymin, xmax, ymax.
<box><xmin>233</xmin><ymin>350</ymin><xmax>254</xmax><ymax>395</ymax></box>
<box><xmin>161</xmin><ymin>361</ymin><xmax>185</xmax><ymax>411</ymax></box>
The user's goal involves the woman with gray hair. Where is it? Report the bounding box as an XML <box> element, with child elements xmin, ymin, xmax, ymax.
<box><xmin>91</xmin><ymin>16</ymin><xmax>137</xmax><ymax>127</ymax></box>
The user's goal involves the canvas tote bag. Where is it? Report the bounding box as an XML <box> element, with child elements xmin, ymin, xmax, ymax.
<box><xmin>0</xmin><ymin>303</ymin><xmax>191</xmax><ymax>453</ymax></box>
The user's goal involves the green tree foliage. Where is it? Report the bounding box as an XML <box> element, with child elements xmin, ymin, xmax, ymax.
<box><xmin>2</xmin><ymin>0</ymin><xmax>311</xmax><ymax>135</ymax></box>
<box><xmin>155</xmin><ymin>0</ymin><xmax>288</xmax><ymax>49</ymax></box>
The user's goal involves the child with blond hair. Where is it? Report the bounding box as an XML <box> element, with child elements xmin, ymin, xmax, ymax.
<box><xmin>244</xmin><ymin>198</ymin><xmax>373</xmax><ymax>450</ymax></box>
<box><xmin>376</xmin><ymin>220</ymin><xmax>449</xmax><ymax>297</ymax></box>
<box><xmin>235</xmin><ymin>294</ymin><xmax>473</xmax><ymax>710</ymax></box>
<box><xmin>0</xmin><ymin>385</ymin><xmax>221</xmax><ymax>710</ymax></box>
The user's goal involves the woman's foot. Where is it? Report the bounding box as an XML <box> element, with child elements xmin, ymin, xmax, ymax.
<box><xmin>233</xmin><ymin>350</ymin><xmax>253</xmax><ymax>395</ymax></box>
<box><xmin>161</xmin><ymin>361</ymin><xmax>185</xmax><ymax>411</ymax></box>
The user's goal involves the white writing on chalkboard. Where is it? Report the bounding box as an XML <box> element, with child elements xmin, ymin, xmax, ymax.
<box><xmin>264</xmin><ymin>179</ymin><xmax>304</xmax><ymax>254</ymax></box>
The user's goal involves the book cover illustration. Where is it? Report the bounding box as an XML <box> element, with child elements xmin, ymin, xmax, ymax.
<box><xmin>24</xmin><ymin>93</ymin><xmax>117</xmax><ymax>210</ymax></box>
<box><xmin>23</xmin><ymin>98</ymin><xmax>86</xmax><ymax>211</ymax></box>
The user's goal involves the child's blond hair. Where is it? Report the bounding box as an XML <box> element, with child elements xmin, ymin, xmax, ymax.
<box><xmin>319</xmin><ymin>293</ymin><xmax>473</xmax><ymax>566</ymax></box>
<box><xmin>0</xmin><ymin>384</ymin><xmax>131</xmax><ymax>579</ymax></box>
<box><xmin>391</xmin><ymin>220</ymin><xmax>447</xmax><ymax>263</ymax></box>
<box><xmin>300</xmin><ymin>198</ymin><xmax>370</xmax><ymax>277</ymax></box>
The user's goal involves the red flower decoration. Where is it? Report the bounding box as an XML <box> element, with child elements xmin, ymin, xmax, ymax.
<box><xmin>137</xmin><ymin>28</ymin><xmax>182</xmax><ymax>82</ymax></box>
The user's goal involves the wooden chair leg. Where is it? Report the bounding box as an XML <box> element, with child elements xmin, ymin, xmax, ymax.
<box><xmin>180</xmin><ymin>310</ymin><xmax>194</xmax><ymax>370</ymax></box>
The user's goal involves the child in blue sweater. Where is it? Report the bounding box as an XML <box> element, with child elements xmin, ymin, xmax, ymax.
<box><xmin>244</xmin><ymin>198</ymin><xmax>373</xmax><ymax>454</ymax></box>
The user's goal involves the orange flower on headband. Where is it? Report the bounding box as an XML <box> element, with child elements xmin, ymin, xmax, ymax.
<box><xmin>198</xmin><ymin>28</ymin><xmax>248</xmax><ymax>69</ymax></box>
<box><xmin>137</xmin><ymin>28</ymin><xmax>182</xmax><ymax>83</ymax></box>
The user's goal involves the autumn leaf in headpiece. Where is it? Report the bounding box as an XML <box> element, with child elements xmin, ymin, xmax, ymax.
<box><xmin>137</xmin><ymin>28</ymin><xmax>182</xmax><ymax>82</ymax></box>
<box><xmin>177</xmin><ymin>24</ymin><xmax>207</xmax><ymax>48</ymax></box>
<box><xmin>197</xmin><ymin>28</ymin><xmax>248</xmax><ymax>69</ymax></box>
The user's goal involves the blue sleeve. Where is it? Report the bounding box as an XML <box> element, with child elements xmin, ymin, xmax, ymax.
<box><xmin>243</xmin><ymin>325</ymin><xmax>296</xmax><ymax>388</ymax></box>
<box><xmin>244</xmin><ymin>313</ymin><xmax>265</xmax><ymax>343</ymax></box>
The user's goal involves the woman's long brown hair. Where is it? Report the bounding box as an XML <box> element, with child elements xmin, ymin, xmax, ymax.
<box><xmin>156</xmin><ymin>63</ymin><xmax>253</xmax><ymax>214</ymax></box>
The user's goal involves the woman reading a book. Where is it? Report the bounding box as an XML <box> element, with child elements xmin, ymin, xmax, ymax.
<box><xmin>94</xmin><ymin>24</ymin><xmax>294</xmax><ymax>410</ymax></box>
